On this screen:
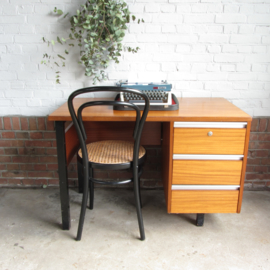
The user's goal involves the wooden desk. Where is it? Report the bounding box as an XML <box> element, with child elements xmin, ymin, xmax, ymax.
<box><xmin>48</xmin><ymin>98</ymin><xmax>252</xmax><ymax>230</ymax></box>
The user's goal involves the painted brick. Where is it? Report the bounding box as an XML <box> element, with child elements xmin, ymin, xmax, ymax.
<box><xmin>216</xmin><ymin>14</ymin><xmax>247</xmax><ymax>23</ymax></box>
<box><xmin>184</xmin><ymin>14</ymin><xmax>215</xmax><ymax>23</ymax></box>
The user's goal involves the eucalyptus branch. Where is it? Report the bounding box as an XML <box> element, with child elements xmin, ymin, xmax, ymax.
<box><xmin>41</xmin><ymin>0</ymin><xmax>144</xmax><ymax>84</ymax></box>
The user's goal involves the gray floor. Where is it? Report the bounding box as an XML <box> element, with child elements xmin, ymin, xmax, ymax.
<box><xmin>0</xmin><ymin>188</ymin><xmax>269</xmax><ymax>270</ymax></box>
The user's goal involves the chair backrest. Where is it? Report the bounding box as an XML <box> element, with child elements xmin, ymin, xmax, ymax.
<box><xmin>67</xmin><ymin>86</ymin><xmax>150</xmax><ymax>167</ymax></box>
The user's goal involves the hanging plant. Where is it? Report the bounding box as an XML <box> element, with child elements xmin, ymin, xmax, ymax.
<box><xmin>41</xmin><ymin>0</ymin><xmax>143</xmax><ymax>84</ymax></box>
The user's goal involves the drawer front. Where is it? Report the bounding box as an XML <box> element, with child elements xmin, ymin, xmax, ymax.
<box><xmin>171</xmin><ymin>190</ymin><xmax>239</xmax><ymax>213</ymax></box>
<box><xmin>172</xmin><ymin>160</ymin><xmax>242</xmax><ymax>185</ymax></box>
<box><xmin>173</xmin><ymin>128</ymin><xmax>246</xmax><ymax>155</ymax></box>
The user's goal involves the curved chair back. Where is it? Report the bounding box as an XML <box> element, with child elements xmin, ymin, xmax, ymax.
<box><xmin>67</xmin><ymin>86</ymin><xmax>150</xmax><ymax>169</ymax></box>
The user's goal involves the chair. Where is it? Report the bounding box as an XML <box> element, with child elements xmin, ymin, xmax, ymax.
<box><xmin>68</xmin><ymin>86</ymin><xmax>150</xmax><ymax>241</ymax></box>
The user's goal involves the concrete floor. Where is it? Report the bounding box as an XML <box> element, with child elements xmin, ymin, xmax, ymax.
<box><xmin>0</xmin><ymin>188</ymin><xmax>269</xmax><ymax>270</ymax></box>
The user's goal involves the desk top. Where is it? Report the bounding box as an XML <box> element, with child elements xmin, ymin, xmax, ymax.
<box><xmin>48</xmin><ymin>97</ymin><xmax>252</xmax><ymax>122</ymax></box>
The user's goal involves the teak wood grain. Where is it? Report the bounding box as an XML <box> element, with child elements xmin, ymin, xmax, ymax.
<box><xmin>237</xmin><ymin>121</ymin><xmax>251</xmax><ymax>213</ymax></box>
<box><xmin>172</xmin><ymin>160</ymin><xmax>242</xmax><ymax>185</ymax></box>
<box><xmin>171</xmin><ymin>190</ymin><xmax>239</xmax><ymax>213</ymax></box>
<box><xmin>48</xmin><ymin>98</ymin><xmax>252</xmax><ymax>122</ymax></box>
<box><xmin>173</xmin><ymin>128</ymin><xmax>246</xmax><ymax>155</ymax></box>
<box><xmin>162</xmin><ymin>122</ymin><xmax>174</xmax><ymax>213</ymax></box>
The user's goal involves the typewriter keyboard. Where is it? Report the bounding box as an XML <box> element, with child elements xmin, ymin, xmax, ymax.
<box><xmin>123</xmin><ymin>90</ymin><xmax>169</xmax><ymax>104</ymax></box>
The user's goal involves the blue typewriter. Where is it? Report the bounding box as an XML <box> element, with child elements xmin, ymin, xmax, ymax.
<box><xmin>115</xmin><ymin>81</ymin><xmax>179</xmax><ymax>111</ymax></box>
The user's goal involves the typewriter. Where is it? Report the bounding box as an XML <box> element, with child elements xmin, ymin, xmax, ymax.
<box><xmin>117</xmin><ymin>81</ymin><xmax>172</xmax><ymax>106</ymax></box>
<box><xmin>115</xmin><ymin>80</ymin><xmax>179</xmax><ymax>111</ymax></box>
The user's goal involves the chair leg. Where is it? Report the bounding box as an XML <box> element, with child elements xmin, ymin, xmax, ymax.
<box><xmin>138</xmin><ymin>177</ymin><xmax>142</xmax><ymax>208</ymax></box>
<box><xmin>89</xmin><ymin>168</ymin><xmax>94</xmax><ymax>210</ymax></box>
<box><xmin>76</xmin><ymin>163</ymin><xmax>90</xmax><ymax>241</ymax></box>
<box><xmin>76</xmin><ymin>185</ymin><xmax>89</xmax><ymax>241</ymax></box>
<box><xmin>133</xmin><ymin>168</ymin><xmax>145</xmax><ymax>241</ymax></box>
<box><xmin>77</xmin><ymin>160</ymin><xmax>84</xmax><ymax>193</ymax></box>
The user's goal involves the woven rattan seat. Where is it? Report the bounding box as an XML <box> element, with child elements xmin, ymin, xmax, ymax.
<box><xmin>78</xmin><ymin>140</ymin><xmax>146</xmax><ymax>164</ymax></box>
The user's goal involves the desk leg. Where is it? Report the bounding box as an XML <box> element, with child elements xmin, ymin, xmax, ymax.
<box><xmin>55</xmin><ymin>121</ymin><xmax>71</xmax><ymax>230</ymax></box>
<box><xmin>196</xmin><ymin>214</ymin><xmax>204</xmax><ymax>226</ymax></box>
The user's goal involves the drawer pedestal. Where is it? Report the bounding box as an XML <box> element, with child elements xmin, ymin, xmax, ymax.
<box><xmin>163</xmin><ymin>121</ymin><xmax>251</xmax><ymax>217</ymax></box>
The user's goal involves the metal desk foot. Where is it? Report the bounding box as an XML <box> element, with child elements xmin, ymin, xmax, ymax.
<box><xmin>196</xmin><ymin>214</ymin><xmax>205</xmax><ymax>226</ymax></box>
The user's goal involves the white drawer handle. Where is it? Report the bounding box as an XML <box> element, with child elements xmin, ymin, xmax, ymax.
<box><xmin>208</xmin><ymin>131</ymin><xmax>213</xmax><ymax>136</ymax></box>
<box><xmin>172</xmin><ymin>185</ymin><xmax>240</xmax><ymax>190</ymax></box>
<box><xmin>174</xmin><ymin>122</ymin><xmax>247</xmax><ymax>128</ymax></box>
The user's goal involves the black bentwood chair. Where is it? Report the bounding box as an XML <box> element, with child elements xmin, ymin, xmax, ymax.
<box><xmin>68</xmin><ymin>86</ymin><xmax>150</xmax><ymax>241</ymax></box>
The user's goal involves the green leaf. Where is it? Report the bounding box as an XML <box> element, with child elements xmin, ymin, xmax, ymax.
<box><xmin>57</xmin><ymin>54</ymin><xmax>66</xmax><ymax>60</ymax></box>
<box><xmin>57</xmin><ymin>9</ymin><xmax>63</xmax><ymax>15</ymax></box>
<box><xmin>57</xmin><ymin>36</ymin><xmax>62</xmax><ymax>44</ymax></box>
<box><xmin>51</xmin><ymin>40</ymin><xmax>55</xmax><ymax>45</ymax></box>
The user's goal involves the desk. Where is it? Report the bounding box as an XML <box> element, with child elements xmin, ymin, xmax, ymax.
<box><xmin>48</xmin><ymin>97</ymin><xmax>252</xmax><ymax>230</ymax></box>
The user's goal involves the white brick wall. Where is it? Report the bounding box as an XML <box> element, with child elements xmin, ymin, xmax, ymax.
<box><xmin>0</xmin><ymin>0</ymin><xmax>270</xmax><ymax>116</ymax></box>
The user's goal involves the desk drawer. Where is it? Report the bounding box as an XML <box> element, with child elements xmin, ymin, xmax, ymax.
<box><xmin>171</xmin><ymin>190</ymin><xmax>239</xmax><ymax>213</ymax></box>
<box><xmin>173</xmin><ymin>128</ymin><xmax>246</xmax><ymax>155</ymax></box>
<box><xmin>172</xmin><ymin>160</ymin><xmax>242</xmax><ymax>185</ymax></box>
